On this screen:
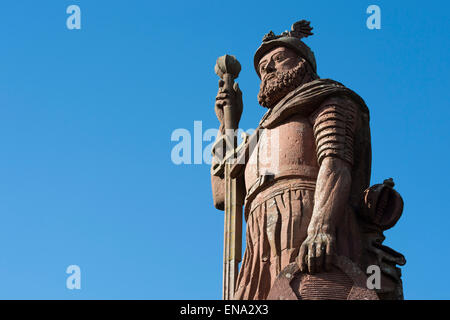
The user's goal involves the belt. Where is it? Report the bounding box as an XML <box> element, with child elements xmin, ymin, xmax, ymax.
<box><xmin>245</xmin><ymin>166</ymin><xmax>318</xmax><ymax>202</ymax></box>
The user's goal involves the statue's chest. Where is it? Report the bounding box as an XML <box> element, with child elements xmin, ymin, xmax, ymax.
<box><xmin>244</xmin><ymin>114</ymin><xmax>319</xmax><ymax>191</ymax></box>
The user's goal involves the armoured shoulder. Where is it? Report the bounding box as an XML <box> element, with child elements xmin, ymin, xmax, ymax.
<box><xmin>310</xmin><ymin>94</ymin><xmax>359</xmax><ymax>166</ymax></box>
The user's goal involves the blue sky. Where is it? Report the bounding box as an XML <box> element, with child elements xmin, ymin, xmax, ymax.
<box><xmin>0</xmin><ymin>1</ymin><xmax>448</xmax><ymax>299</ymax></box>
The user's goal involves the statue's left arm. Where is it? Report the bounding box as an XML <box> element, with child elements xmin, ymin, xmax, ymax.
<box><xmin>298</xmin><ymin>95</ymin><xmax>358</xmax><ymax>274</ymax></box>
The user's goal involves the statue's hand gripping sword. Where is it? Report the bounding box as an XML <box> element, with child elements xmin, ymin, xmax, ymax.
<box><xmin>213</xmin><ymin>55</ymin><xmax>244</xmax><ymax>300</ymax></box>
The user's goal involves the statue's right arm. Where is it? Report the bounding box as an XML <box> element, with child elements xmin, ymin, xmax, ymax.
<box><xmin>210</xmin><ymin>127</ymin><xmax>246</xmax><ymax>211</ymax></box>
<box><xmin>210</xmin><ymin>124</ymin><xmax>225</xmax><ymax>210</ymax></box>
<box><xmin>211</xmin><ymin>163</ymin><xmax>246</xmax><ymax>211</ymax></box>
<box><xmin>212</xmin><ymin>79</ymin><xmax>245</xmax><ymax>211</ymax></box>
<box><xmin>211</xmin><ymin>173</ymin><xmax>225</xmax><ymax>211</ymax></box>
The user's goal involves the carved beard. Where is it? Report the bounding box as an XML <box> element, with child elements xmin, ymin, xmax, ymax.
<box><xmin>257</xmin><ymin>59</ymin><xmax>318</xmax><ymax>109</ymax></box>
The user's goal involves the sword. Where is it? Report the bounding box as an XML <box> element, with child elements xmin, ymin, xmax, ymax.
<box><xmin>214</xmin><ymin>55</ymin><xmax>243</xmax><ymax>300</ymax></box>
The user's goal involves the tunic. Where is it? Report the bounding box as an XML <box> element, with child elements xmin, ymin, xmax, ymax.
<box><xmin>231</xmin><ymin>79</ymin><xmax>372</xmax><ymax>300</ymax></box>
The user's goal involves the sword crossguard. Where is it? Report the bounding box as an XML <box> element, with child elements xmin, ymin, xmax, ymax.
<box><xmin>211</xmin><ymin>132</ymin><xmax>249</xmax><ymax>177</ymax></box>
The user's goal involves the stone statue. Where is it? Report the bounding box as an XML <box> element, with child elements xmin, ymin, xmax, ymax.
<box><xmin>210</xmin><ymin>20</ymin><xmax>406</xmax><ymax>300</ymax></box>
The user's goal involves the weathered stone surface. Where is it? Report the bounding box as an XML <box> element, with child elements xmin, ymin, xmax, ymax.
<box><xmin>267</xmin><ymin>256</ymin><xmax>379</xmax><ymax>300</ymax></box>
<box><xmin>211</xmin><ymin>20</ymin><xmax>405</xmax><ymax>300</ymax></box>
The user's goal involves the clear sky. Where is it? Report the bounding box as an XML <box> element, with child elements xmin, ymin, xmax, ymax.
<box><xmin>0</xmin><ymin>0</ymin><xmax>448</xmax><ymax>299</ymax></box>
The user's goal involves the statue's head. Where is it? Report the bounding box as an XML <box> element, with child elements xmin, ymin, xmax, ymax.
<box><xmin>254</xmin><ymin>20</ymin><xmax>319</xmax><ymax>108</ymax></box>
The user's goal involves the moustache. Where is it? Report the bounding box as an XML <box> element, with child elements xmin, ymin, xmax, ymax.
<box><xmin>263</xmin><ymin>73</ymin><xmax>277</xmax><ymax>82</ymax></box>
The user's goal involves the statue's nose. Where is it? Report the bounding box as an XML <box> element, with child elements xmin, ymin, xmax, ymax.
<box><xmin>266</xmin><ymin>60</ymin><xmax>275</xmax><ymax>73</ymax></box>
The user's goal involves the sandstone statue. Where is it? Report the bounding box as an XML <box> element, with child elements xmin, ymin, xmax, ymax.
<box><xmin>210</xmin><ymin>20</ymin><xmax>406</xmax><ymax>300</ymax></box>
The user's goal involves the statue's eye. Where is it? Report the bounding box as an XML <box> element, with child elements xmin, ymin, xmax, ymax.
<box><xmin>274</xmin><ymin>55</ymin><xmax>284</xmax><ymax>62</ymax></box>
